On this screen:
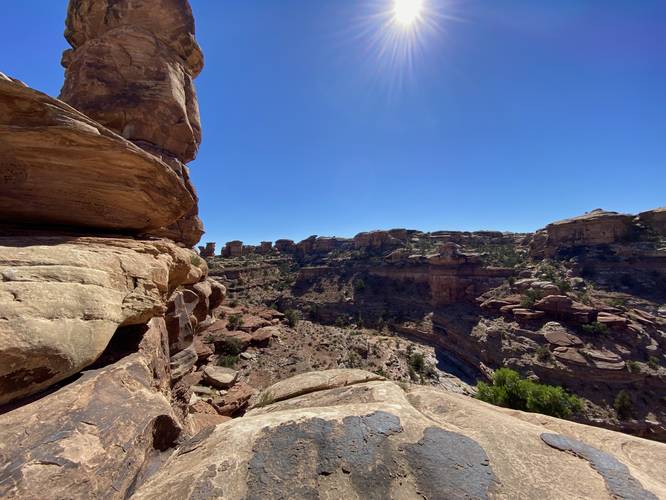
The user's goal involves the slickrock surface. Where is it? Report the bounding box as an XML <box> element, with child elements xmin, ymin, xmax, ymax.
<box><xmin>132</xmin><ymin>369</ymin><xmax>666</xmax><ymax>500</ymax></box>
<box><xmin>0</xmin><ymin>77</ymin><xmax>195</xmax><ymax>232</ymax></box>
<box><xmin>0</xmin><ymin>318</ymin><xmax>181</xmax><ymax>499</ymax></box>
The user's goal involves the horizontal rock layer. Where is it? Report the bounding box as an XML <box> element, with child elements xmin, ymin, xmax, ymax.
<box><xmin>0</xmin><ymin>78</ymin><xmax>195</xmax><ymax>233</ymax></box>
<box><xmin>0</xmin><ymin>234</ymin><xmax>204</xmax><ymax>405</ymax></box>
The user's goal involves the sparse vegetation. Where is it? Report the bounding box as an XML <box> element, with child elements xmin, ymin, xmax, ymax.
<box><xmin>285</xmin><ymin>308</ymin><xmax>300</xmax><ymax>328</ymax></box>
<box><xmin>475</xmin><ymin>368</ymin><xmax>582</xmax><ymax>419</ymax></box>
<box><xmin>614</xmin><ymin>390</ymin><xmax>633</xmax><ymax>420</ymax></box>
<box><xmin>521</xmin><ymin>289</ymin><xmax>543</xmax><ymax>308</ymax></box>
<box><xmin>228</xmin><ymin>313</ymin><xmax>243</xmax><ymax>330</ymax></box>
<box><xmin>217</xmin><ymin>354</ymin><xmax>239</xmax><ymax>368</ymax></box>
<box><xmin>581</xmin><ymin>322</ymin><xmax>608</xmax><ymax>335</ymax></box>
<box><xmin>190</xmin><ymin>255</ymin><xmax>203</xmax><ymax>266</ymax></box>
<box><xmin>627</xmin><ymin>360</ymin><xmax>641</xmax><ymax>374</ymax></box>
<box><xmin>648</xmin><ymin>356</ymin><xmax>661</xmax><ymax>370</ymax></box>
<box><xmin>353</xmin><ymin>278</ymin><xmax>366</xmax><ymax>292</ymax></box>
<box><xmin>254</xmin><ymin>390</ymin><xmax>274</xmax><ymax>408</ymax></box>
<box><xmin>217</xmin><ymin>337</ymin><xmax>243</xmax><ymax>356</ymax></box>
<box><xmin>536</xmin><ymin>346</ymin><xmax>552</xmax><ymax>363</ymax></box>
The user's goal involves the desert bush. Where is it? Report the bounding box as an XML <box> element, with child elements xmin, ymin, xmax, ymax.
<box><xmin>475</xmin><ymin>368</ymin><xmax>582</xmax><ymax>419</ymax></box>
<box><xmin>648</xmin><ymin>356</ymin><xmax>661</xmax><ymax>370</ymax></box>
<box><xmin>217</xmin><ymin>354</ymin><xmax>239</xmax><ymax>368</ymax></box>
<box><xmin>228</xmin><ymin>313</ymin><xmax>243</xmax><ymax>331</ymax></box>
<box><xmin>613</xmin><ymin>390</ymin><xmax>633</xmax><ymax>419</ymax></box>
<box><xmin>627</xmin><ymin>360</ymin><xmax>641</xmax><ymax>374</ymax></box>
<box><xmin>581</xmin><ymin>322</ymin><xmax>608</xmax><ymax>335</ymax></box>
<box><xmin>536</xmin><ymin>346</ymin><xmax>552</xmax><ymax>362</ymax></box>
<box><xmin>353</xmin><ymin>278</ymin><xmax>366</xmax><ymax>292</ymax></box>
<box><xmin>521</xmin><ymin>289</ymin><xmax>543</xmax><ymax>308</ymax></box>
<box><xmin>285</xmin><ymin>308</ymin><xmax>300</xmax><ymax>328</ymax></box>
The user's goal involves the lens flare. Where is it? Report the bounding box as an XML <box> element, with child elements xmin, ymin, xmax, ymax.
<box><xmin>393</xmin><ymin>0</ymin><xmax>424</xmax><ymax>26</ymax></box>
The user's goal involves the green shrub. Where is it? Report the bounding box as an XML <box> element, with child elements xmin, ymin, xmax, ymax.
<box><xmin>582</xmin><ymin>322</ymin><xmax>608</xmax><ymax>335</ymax></box>
<box><xmin>285</xmin><ymin>309</ymin><xmax>300</xmax><ymax>328</ymax></box>
<box><xmin>648</xmin><ymin>356</ymin><xmax>661</xmax><ymax>370</ymax></box>
<box><xmin>536</xmin><ymin>346</ymin><xmax>552</xmax><ymax>363</ymax></box>
<box><xmin>475</xmin><ymin>368</ymin><xmax>582</xmax><ymax>419</ymax></box>
<box><xmin>614</xmin><ymin>390</ymin><xmax>633</xmax><ymax>419</ymax></box>
<box><xmin>408</xmin><ymin>352</ymin><xmax>425</xmax><ymax>374</ymax></box>
<box><xmin>353</xmin><ymin>278</ymin><xmax>366</xmax><ymax>292</ymax></box>
<box><xmin>228</xmin><ymin>313</ymin><xmax>243</xmax><ymax>331</ymax></box>
<box><xmin>627</xmin><ymin>360</ymin><xmax>641</xmax><ymax>373</ymax></box>
<box><xmin>217</xmin><ymin>337</ymin><xmax>243</xmax><ymax>356</ymax></box>
<box><xmin>521</xmin><ymin>289</ymin><xmax>543</xmax><ymax>308</ymax></box>
<box><xmin>217</xmin><ymin>354</ymin><xmax>239</xmax><ymax>368</ymax></box>
<box><xmin>190</xmin><ymin>255</ymin><xmax>203</xmax><ymax>266</ymax></box>
<box><xmin>229</xmin><ymin>299</ymin><xmax>240</xmax><ymax>308</ymax></box>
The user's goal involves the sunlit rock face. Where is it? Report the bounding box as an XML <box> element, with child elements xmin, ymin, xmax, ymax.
<box><xmin>60</xmin><ymin>0</ymin><xmax>205</xmax><ymax>246</ymax></box>
<box><xmin>61</xmin><ymin>0</ymin><xmax>203</xmax><ymax>163</ymax></box>
<box><xmin>0</xmin><ymin>77</ymin><xmax>196</xmax><ymax>233</ymax></box>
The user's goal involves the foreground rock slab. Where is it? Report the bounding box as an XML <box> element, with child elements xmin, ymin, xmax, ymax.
<box><xmin>0</xmin><ymin>234</ymin><xmax>204</xmax><ymax>405</ymax></box>
<box><xmin>0</xmin><ymin>77</ymin><xmax>195</xmax><ymax>232</ymax></box>
<box><xmin>133</xmin><ymin>369</ymin><xmax>666</xmax><ymax>499</ymax></box>
<box><xmin>0</xmin><ymin>318</ymin><xmax>181</xmax><ymax>499</ymax></box>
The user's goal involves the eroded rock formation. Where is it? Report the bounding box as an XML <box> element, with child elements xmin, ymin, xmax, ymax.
<box><xmin>60</xmin><ymin>0</ymin><xmax>205</xmax><ymax>246</ymax></box>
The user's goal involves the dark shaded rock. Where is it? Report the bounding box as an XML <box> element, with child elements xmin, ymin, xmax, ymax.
<box><xmin>541</xmin><ymin>433</ymin><xmax>657</xmax><ymax>499</ymax></box>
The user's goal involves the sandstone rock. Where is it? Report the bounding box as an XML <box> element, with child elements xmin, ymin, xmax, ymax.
<box><xmin>512</xmin><ymin>308</ymin><xmax>546</xmax><ymax>320</ymax></box>
<box><xmin>0</xmin><ymin>235</ymin><xmax>203</xmax><ymax>405</ymax></box>
<box><xmin>597</xmin><ymin>311</ymin><xmax>629</xmax><ymax>328</ymax></box>
<box><xmin>534</xmin><ymin>295</ymin><xmax>596</xmax><ymax>323</ymax></box>
<box><xmin>0</xmin><ymin>318</ymin><xmax>183</xmax><ymax>499</ymax></box>
<box><xmin>252</xmin><ymin>369</ymin><xmax>384</xmax><ymax>407</ymax></box>
<box><xmin>203</xmin><ymin>365</ymin><xmax>238</xmax><ymax>389</ymax></box>
<box><xmin>582</xmin><ymin>349</ymin><xmax>626</xmax><ymax>371</ymax></box>
<box><xmin>165</xmin><ymin>290</ymin><xmax>198</xmax><ymax>354</ymax></box>
<box><xmin>133</xmin><ymin>370</ymin><xmax>666</xmax><ymax>499</ymax></box>
<box><xmin>213</xmin><ymin>381</ymin><xmax>258</xmax><ymax>417</ymax></box>
<box><xmin>239</xmin><ymin>314</ymin><xmax>272</xmax><ymax>332</ymax></box>
<box><xmin>553</xmin><ymin>347</ymin><xmax>589</xmax><ymax>366</ymax></box>
<box><xmin>534</xmin><ymin>209</ymin><xmax>635</xmax><ymax>258</ymax></box>
<box><xmin>540</xmin><ymin>322</ymin><xmax>584</xmax><ymax>347</ymax></box>
<box><xmin>250</xmin><ymin>326</ymin><xmax>278</xmax><ymax>346</ymax></box>
<box><xmin>353</xmin><ymin>230</ymin><xmax>402</xmax><ymax>252</ymax></box>
<box><xmin>61</xmin><ymin>0</ymin><xmax>203</xmax><ymax>163</ymax></box>
<box><xmin>275</xmin><ymin>239</ymin><xmax>296</xmax><ymax>253</ymax></box>
<box><xmin>257</xmin><ymin>241</ymin><xmax>273</xmax><ymax>254</ymax></box>
<box><xmin>0</xmin><ymin>79</ymin><xmax>195</xmax><ymax>232</ymax></box>
<box><xmin>188</xmin><ymin>413</ymin><xmax>232</xmax><ymax>435</ymax></box>
<box><xmin>198</xmin><ymin>242</ymin><xmax>216</xmax><ymax>258</ymax></box>
<box><xmin>211</xmin><ymin>331</ymin><xmax>253</xmax><ymax>352</ymax></box>
<box><xmin>639</xmin><ymin>207</ymin><xmax>666</xmax><ymax>236</ymax></box>
<box><xmin>170</xmin><ymin>345</ymin><xmax>197</xmax><ymax>380</ymax></box>
<box><xmin>192</xmin><ymin>336</ymin><xmax>213</xmax><ymax>362</ymax></box>
<box><xmin>222</xmin><ymin>240</ymin><xmax>243</xmax><ymax>257</ymax></box>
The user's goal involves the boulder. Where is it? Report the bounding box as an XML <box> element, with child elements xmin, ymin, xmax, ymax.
<box><xmin>203</xmin><ymin>366</ymin><xmax>238</xmax><ymax>389</ymax></box>
<box><xmin>0</xmin><ymin>78</ymin><xmax>195</xmax><ymax>232</ymax></box>
<box><xmin>213</xmin><ymin>381</ymin><xmax>257</xmax><ymax>417</ymax></box>
<box><xmin>132</xmin><ymin>370</ymin><xmax>666</xmax><ymax>499</ymax></box>
<box><xmin>534</xmin><ymin>295</ymin><xmax>596</xmax><ymax>323</ymax></box>
<box><xmin>170</xmin><ymin>345</ymin><xmax>197</xmax><ymax>380</ymax></box>
<box><xmin>540</xmin><ymin>322</ymin><xmax>584</xmax><ymax>347</ymax></box>
<box><xmin>0</xmin><ymin>318</ymin><xmax>183</xmax><ymax>499</ymax></box>
<box><xmin>250</xmin><ymin>326</ymin><xmax>279</xmax><ymax>346</ymax></box>
<box><xmin>0</xmin><ymin>235</ymin><xmax>204</xmax><ymax>405</ymax></box>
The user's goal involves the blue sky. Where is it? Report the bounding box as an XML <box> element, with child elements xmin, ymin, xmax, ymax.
<box><xmin>3</xmin><ymin>1</ymin><xmax>665</xmax><ymax>245</ymax></box>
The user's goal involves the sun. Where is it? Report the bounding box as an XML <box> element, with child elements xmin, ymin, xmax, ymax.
<box><xmin>393</xmin><ymin>0</ymin><xmax>424</xmax><ymax>26</ymax></box>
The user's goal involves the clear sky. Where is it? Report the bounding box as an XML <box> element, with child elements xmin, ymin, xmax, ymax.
<box><xmin>3</xmin><ymin>1</ymin><xmax>665</xmax><ymax>245</ymax></box>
